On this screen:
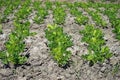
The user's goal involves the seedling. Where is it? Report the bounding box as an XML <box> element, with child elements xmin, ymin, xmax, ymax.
<box><xmin>45</xmin><ymin>0</ymin><xmax>52</xmax><ymax>10</ymax></box>
<box><xmin>112</xmin><ymin>62</ymin><xmax>120</xmax><ymax>75</ymax></box>
<box><xmin>80</xmin><ymin>25</ymin><xmax>112</xmax><ymax>66</ymax></box>
<box><xmin>33</xmin><ymin>1</ymin><xmax>42</xmax><ymax>10</ymax></box>
<box><xmin>45</xmin><ymin>24</ymin><xmax>73</xmax><ymax>66</ymax></box>
<box><xmin>75</xmin><ymin>15</ymin><xmax>89</xmax><ymax>25</ymax></box>
<box><xmin>0</xmin><ymin>24</ymin><xmax>2</xmax><ymax>34</ymax></box>
<box><xmin>0</xmin><ymin>21</ymin><xmax>31</xmax><ymax>67</ymax></box>
<box><xmin>34</xmin><ymin>7</ymin><xmax>48</xmax><ymax>24</ymax></box>
<box><xmin>88</xmin><ymin>10</ymin><xmax>107</xmax><ymax>27</ymax></box>
<box><xmin>112</xmin><ymin>22</ymin><xmax>120</xmax><ymax>40</ymax></box>
<box><xmin>69</xmin><ymin>6</ymin><xmax>88</xmax><ymax>25</ymax></box>
<box><xmin>70</xmin><ymin>7</ymin><xmax>82</xmax><ymax>17</ymax></box>
<box><xmin>1</xmin><ymin>0</ymin><xmax>21</xmax><ymax>22</ymax></box>
<box><xmin>53</xmin><ymin>7</ymin><xmax>66</xmax><ymax>24</ymax></box>
<box><xmin>15</xmin><ymin>5</ymin><xmax>32</xmax><ymax>20</ymax></box>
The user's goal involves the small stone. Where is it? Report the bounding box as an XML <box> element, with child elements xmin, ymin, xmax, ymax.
<box><xmin>29</xmin><ymin>19</ymin><xmax>33</xmax><ymax>24</ymax></box>
<box><xmin>17</xmin><ymin>77</ymin><xmax>26</xmax><ymax>80</ymax></box>
<box><xmin>0</xmin><ymin>34</ymin><xmax>7</xmax><ymax>40</ymax></box>
<box><xmin>101</xmin><ymin>67</ymin><xmax>106</xmax><ymax>73</ymax></box>
<box><xmin>57</xmin><ymin>76</ymin><xmax>64</xmax><ymax>80</ymax></box>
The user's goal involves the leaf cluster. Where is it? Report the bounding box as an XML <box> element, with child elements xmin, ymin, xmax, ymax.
<box><xmin>45</xmin><ymin>0</ymin><xmax>53</xmax><ymax>10</ymax></box>
<box><xmin>0</xmin><ymin>21</ymin><xmax>30</xmax><ymax>66</ymax></box>
<box><xmin>112</xmin><ymin>19</ymin><xmax>120</xmax><ymax>40</ymax></box>
<box><xmin>88</xmin><ymin>10</ymin><xmax>107</xmax><ymax>27</ymax></box>
<box><xmin>53</xmin><ymin>7</ymin><xmax>66</xmax><ymax>24</ymax></box>
<box><xmin>0</xmin><ymin>24</ymin><xmax>2</xmax><ymax>34</ymax></box>
<box><xmin>45</xmin><ymin>24</ymin><xmax>73</xmax><ymax>66</ymax></box>
<box><xmin>104</xmin><ymin>7</ymin><xmax>120</xmax><ymax>40</ymax></box>
<box><xmin>33</xmin><ymin>7</ymin><xmax>48</xmax><ymax>24</ymax></box>
<box><xmin>75</xmin><ymin>15</ymin><xmax>89</xmax><ymax>25</ymax></box>
<box><xmin>15</xmin><ymin>0</ymin><xmax>32</xmax><ymax>22</ymax></box>
<box><xmin>33</xmin><ymin>1</ymin><xmax>42</xmax><ymax>10</ymax></box>
<box><xmin>80</xmin><ymin>25</ymin><xmax>112</xmax><ymax>66</ymax></box>
<box><xmin>1</xmin><ymin>0</ymin><xmax>21</xmax><ymax>22</ymax></box>
<box><xmin>54</xmin><ymin>1</ymin><xmax>62</xmax><ymax>7</ymax></box>
<box><xmin>69</xmin><ymin>7</ymin><xmax>88</xmax><ymax>25</ymax></box>
<box><xmin>33</xmin><ymin>1</ymin><xmax>48</xmax><ymax>24</ymax></box>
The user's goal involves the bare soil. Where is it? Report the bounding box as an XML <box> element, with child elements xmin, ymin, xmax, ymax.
<box><xmin>0</xmin><ymin>0</ymin><xmax>120</xmax><ymax>80</ymax></box>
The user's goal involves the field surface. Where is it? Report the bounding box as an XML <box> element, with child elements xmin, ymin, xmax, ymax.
<box><xmin>0</xmin><ymin>0</ymin><xmax>120</xmax><ymax>80</ymax></box>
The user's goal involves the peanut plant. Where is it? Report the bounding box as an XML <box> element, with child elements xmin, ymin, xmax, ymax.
<box><xmin>1</xmin><ymin>0</ymin><xmax>21</xmax><ymax>22</ymax></box>
<box><xmin>0</xmin><ymin>24</ymin><xmax>2</xmax><ymax>34</ymax></box>
<box><xmin>80</xmin><ymin>25</ymin><xmax>112</xmax><ymax>66</ymax></box>
<box><xmin>0</xmin><ymin>21</ymin><xmax>30</xmax><ymax>66</ymax></box>
<box><xmin>45</xmin><ymin>24</ymin><xmax>73</xmax><ymax>66</ymax></box>
<box><xmin>14</xmin><ymin>0</ymin><xmax>32</xmax><ymax>22</ymax></box>
<box><xmin>33</xmin><ymin>7</ymin><xmax>48</xmax><ymax>24</ymax></box>
<box><xmin>112</xmin><ymin>20</ymin><xmax>120</xmax><ymax>40</ymax></box>
<box><xmin>45</xmin><ymin>0</ymin><xmax>53</xmax><ymax>10</ymax></box>
<box><xmin>33</xmin><ymin>1</ymin><xmax>42</xmax><ymax>10</ymax></box>
<box><xmin>69</xmin><ymin>7</ymin><xmax>88</xmax><ymax>25</ymax></box>
<box><xmin>87</xmin><ymin>10</ymin><xmax>107</xmax><ymax>27</ymax></box>
<box><xmin>53</xmin><ymin>7</ymin><xmax>66</xmax><ymax>24</ymax></box>
<box><xmin>33</xmin><ymin>1</ymin><xmax>48</xmax><ymax>24</ymax></box>
<box><xmin>104</xmin><ymin>6</ymin><xmax>120</xmax><ymax>40</ymax></box>
<box><xmin>75</xmin><ymin>15</ymin><xmax>89</xmax><ymax>25</ymax></box>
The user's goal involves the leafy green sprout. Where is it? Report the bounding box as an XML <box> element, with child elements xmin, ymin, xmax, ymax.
<box><xmin>80</xmin><ymin>25</ymin><xmax>112</xmax><ymax>66</ymax></box>
<box><xmin>45</xmin><ymin>24</ymin><xmax>73</xmax><ymax>66</ymax></box>
<box><xmin>112</xmin><ymin>62</ymin><xmax>120</xmax><ymax>75</ymax></box>
<box><xmin>0</xmin><ymin>21</ymin><xmax>31</xmax><ymax>66</ymax></box>
<box><xmin>0</xmin><ymin>24</ymin><xmax>2</xmax><ymax>34</ymax></box>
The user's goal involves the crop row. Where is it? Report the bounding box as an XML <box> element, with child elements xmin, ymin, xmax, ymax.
<box><xmin>0</xmin><ymin>0</ymin><xmax>33</xmax><ymax>67</ymax></box>
<box><xmin>45</xmin><ymin>24</ymin><xmax>73</xmax><ymax>66</ymax></box>
<box><xmin>69</xmin><ymin>6</ymin><xmax>88</xmax><ymax>25</ymax></box>
<box><xmin>69</xmin><ymin>2</ymin><xmax>107</xmax><ymax>27</ymax></box>
<box><xmin>33</xmin><ymin>1</ymin><xmax>48</xmax><ymax>24</ymax></box>
<box><xmin>0</xmin><ymin>1</ymin><xmax>119</xmax><ymax>26</ymax></box>
<box><xmin>53</xmin><ymin>7</ymin><xmax>66</xmax><ymax>24</ymax></box>
<box><xmin>45</xmin><ymin>24</ymin><xmax>113</xmax><ymax>67</ymax></box>
<box><xmin>0</xmin><ymin>21</ymin><xmax>31</xmax><ymax>67</ymax></box>
<box><xmin>104</xmin><ymin>8</ymin><xmax>120</xmax><ymax>40</ymax></box>
<box><xmin>80</xmin><ymin>25</ymin><xmax>112</xmax><ymax>66</ymax></box>
<box><xmin>0</xmin><ymin>0</ymin><xmax>21</xmax><ymax>23</ymax></box>
<box><xmin>67</xmin><ymin>2</ymin><xmax>120</xmax><ymax>40</ymax></box>
<box><xmin>0</xmin><ymin>1</ymin><xmax>119</xmax><ymax>67</ymax></box>
<box><xmin>14</xmin><ymin>0</ymin><xmax>32</xmax><ymax>23</ymax></box>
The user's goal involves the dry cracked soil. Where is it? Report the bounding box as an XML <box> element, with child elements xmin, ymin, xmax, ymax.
<box><xmin>0</xmin><ymin>0</ymin><xmax>120</xmax><ymax>80</ymax></box>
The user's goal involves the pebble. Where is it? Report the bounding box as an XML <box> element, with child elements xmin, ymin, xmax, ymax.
<box><xmin>101</xmin><ymin>67</ymin><xmax>106</xmax><ymax>73</ymax></box>
<box><xmin>57</xmin><ymin>76</ymin><xmax>64</xmax><ymax>80</ymax></box>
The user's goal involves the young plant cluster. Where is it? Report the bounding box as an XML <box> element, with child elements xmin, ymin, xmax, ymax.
<box><xmin>74</xmin><ymin>2</ymin><xmax>89</xmax><ymax>10</ymax></box>
<box><xmin>14</xmin><ymin>0</ymin><xmax>32</xmax><ymax>22</ymax></box>
<box><xmin>80</xmin><ymin>25</ymin><xmax>112</xmax><ymax>66</ymax></box>
<box><xmin>0</xmin><ymin>0</ymin><xmax>33</xmax><ymax>67</ymax></box>
<box><xmin>1</xmin><ymin>0</ymin><xmax>21</xmax><ymax>22</ymax></box>
<box><xmin>69</xmin><ymin>5</ymin><xmax>88</xmax><ymax>25</ymax></box>
<box><xmin>45</xmin><ymin>24</ymin><xmax>73</xmax><ymax>66</ymax></box>
<box><xmin>0</xmin><ymin>0</ymin><xmax>4</xmax><ymax>8</ymax></box>
<box><xmin>104</xmin><ymin>6</ymin><xmax>120</xmax><ymax>40</ymax></box>
<box><xmin>45</xmin><ymin>0</ymin><xmax>53</xmax><ymax>10</ymax></box>
<box><xmin>71</xmin><ymin>2</ymin><xmax>108</xmax><ymax>27</ymax></box>
<box><xmin>112</xmin><ymin>62</ymin><xmax>120</xmax><ymax>75</ymax></box>
<box><xmin>53</xmin><ymin>7</ymin><xmax>66</xmax><ymax>24</ymax></box>
<box><xmin>104</xmin><ymin>8</ymin><xmax>117</xmax><ymax>27</ymax></box>
<box><xmin>87</xmin><ymin>10</ymin><xmax>107</xmax><ymax>27</ymax></box>
<box><xmin>112</xmin><ymin>19</ymin><xmax>120</xmax><ymax>40</ymax></box>
<box><xmin>33</xmin><ymin>1</ymin><xmax>48</xmax><ymax>24</ymax></box>
<box><xmin>0</xmin><ymin>21</ymin><xmax>30</xmax><ymax>66</ymax></box>
<box><xmin>54</xmin><ymin>1</ymin><xmax>63</xmax><ymax>7</ymax></box>
<box><xmin>0</xmin><ymin>24</ymin><xmax>2</xmax><ymax>34</ymax></box>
